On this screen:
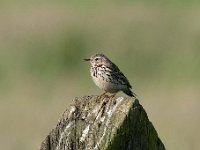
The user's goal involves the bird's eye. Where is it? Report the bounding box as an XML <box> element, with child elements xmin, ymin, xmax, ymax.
<box><xmin>95</xmin><ymin>58</ymin><xmax>99</xmax><ymax>61</ymax></box>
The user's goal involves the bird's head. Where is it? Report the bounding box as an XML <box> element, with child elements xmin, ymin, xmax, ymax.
<box><xmin>84</xmin><ymin>53</ymin><xmax>111</xmax><ymax>67</ymax></box>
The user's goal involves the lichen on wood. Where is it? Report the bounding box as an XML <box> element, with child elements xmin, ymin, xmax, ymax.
<box><xmin>39</xmin><ymin>95</ymin><xmax>165</xmax><ymax>150</ymax></box>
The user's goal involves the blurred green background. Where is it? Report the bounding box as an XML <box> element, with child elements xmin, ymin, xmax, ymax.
<box><xmin>0</xmin><ymin>0</ymin><xmax>200</xmax><ymax>150</ymax></box>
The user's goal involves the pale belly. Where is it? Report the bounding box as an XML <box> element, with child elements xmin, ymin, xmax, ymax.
<box><xmin>90</xmin><ymin>66</ymin><xmax>127</xmax><ymax>93</ymax></box>
<box><xmin>91</xmin><ymin>75</ymin><xmax>120</xmax><ymax>93</ymax></box>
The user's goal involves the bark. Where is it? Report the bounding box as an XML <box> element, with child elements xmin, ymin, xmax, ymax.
<box><xmin>39</xmin><ymin>95</ymin><xmax>165</xmax><ymax>150</ymax></box>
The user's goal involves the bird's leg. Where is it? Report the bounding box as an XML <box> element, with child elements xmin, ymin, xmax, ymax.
<box><xmin>99</xmin><ymin>91</ymin><xmax>107</xmax><ymax>98</ymax></box>
<box><xmin>110</xmin><ymin>93</ymin><xmax>117</xmax><ymax>99</ymax></box>
<box><xmin>96</xmin><ymin>91</ymin><xmax>107</xmax><ymax>102</ymax></box>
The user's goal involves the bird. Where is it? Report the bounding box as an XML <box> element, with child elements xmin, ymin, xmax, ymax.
<box><xmin>84</xmin><ymin>53</ymin><xmax>136</xmax><ymax>99</ymax></box>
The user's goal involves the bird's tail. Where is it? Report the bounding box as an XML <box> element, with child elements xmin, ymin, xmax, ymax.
<box><xmin>123</xmin><ymin>88</ymin><xmax>137</xmax><ymax>98</ymax></box>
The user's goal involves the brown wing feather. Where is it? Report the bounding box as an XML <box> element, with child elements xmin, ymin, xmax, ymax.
<box><xmin>106</xmin><ymin>63</ymin><xmax>132</xmax><ymax>89</ymax></box>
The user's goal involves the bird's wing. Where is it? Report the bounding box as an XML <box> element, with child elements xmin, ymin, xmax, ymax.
<box><xmin>106</xmin><ymin>63</ymin><xmax>132</xmax><ymax>89</ymax></box>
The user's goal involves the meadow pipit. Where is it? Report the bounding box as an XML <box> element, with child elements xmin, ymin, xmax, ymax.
<box><xmin>84</xmin><ymin>53</ymin><xmax>136</xmax><ymax>99</ymax></box>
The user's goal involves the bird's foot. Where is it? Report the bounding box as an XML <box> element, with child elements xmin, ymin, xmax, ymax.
<box><xmin>96</xmin><ymin>92</ymin><xmax>107</xmax><ymax>103</ymax></box>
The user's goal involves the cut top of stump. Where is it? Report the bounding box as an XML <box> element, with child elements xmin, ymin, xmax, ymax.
<box><xmin>40</xmin><ymin>96</ymin><xmax>165</xmax><ymax>150</ymax></box>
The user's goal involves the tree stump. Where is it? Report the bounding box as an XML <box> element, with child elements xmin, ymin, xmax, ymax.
<box><xmin>39</xmin><ymin>96</ymin><xmax>165</xmax><ymax>150</ymax></box>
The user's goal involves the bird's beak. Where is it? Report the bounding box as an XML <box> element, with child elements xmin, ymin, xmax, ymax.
<box><xmin>84</xmin><ymin>58</ymin><xmax>90</xmax><ymax>61</ymax></box>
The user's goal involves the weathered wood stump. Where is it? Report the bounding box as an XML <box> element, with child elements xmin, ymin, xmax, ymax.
<box><xmin>39</xmin><ymin>96</ymin><xmax>165</xmax><ymax>150</ymax></box>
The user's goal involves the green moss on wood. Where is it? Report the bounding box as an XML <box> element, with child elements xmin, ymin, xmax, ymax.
<box><xmin>40</xmin><ymin>96</ymin><xmax>165</xmax><ymax>150</ymax></box>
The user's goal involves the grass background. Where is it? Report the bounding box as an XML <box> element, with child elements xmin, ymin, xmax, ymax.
<box><xmin>0</xmin><ymin>1</ymin><xmax>200</xmax><ymax>149</ymax></box>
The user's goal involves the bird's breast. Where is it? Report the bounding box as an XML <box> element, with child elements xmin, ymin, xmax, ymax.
<box><xmin>90</xmin><ymin>66</ymin><xmax>120</xmax><ymax>93</ymax></box>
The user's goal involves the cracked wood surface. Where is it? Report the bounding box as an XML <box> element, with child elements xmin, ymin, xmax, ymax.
<box><xmin>39</xmin><ymin>96</ymin><xmax>165</xmax><ymax>150</ymax></box>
